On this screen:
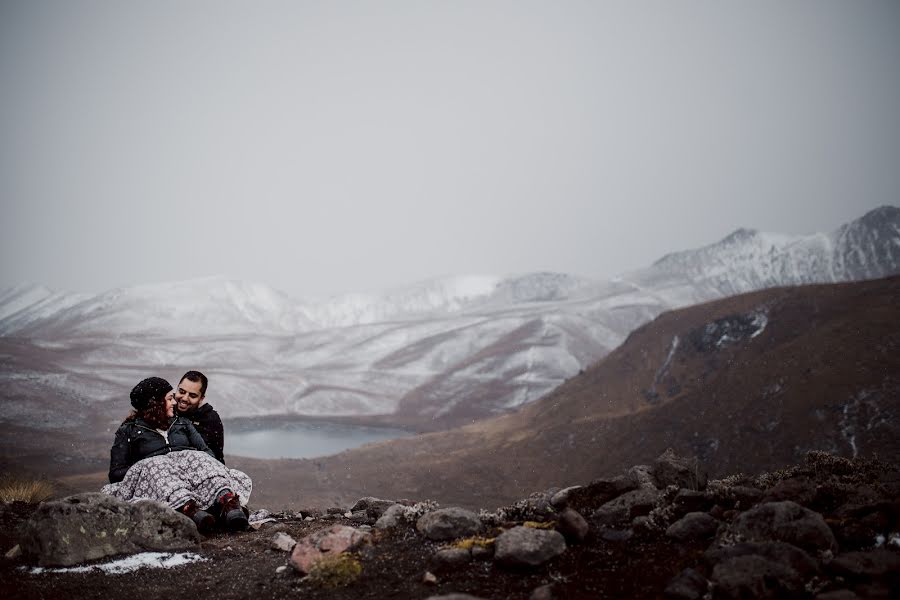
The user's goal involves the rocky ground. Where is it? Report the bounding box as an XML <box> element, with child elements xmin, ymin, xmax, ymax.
<box><xmin>1</xmin><ymin>450</ymin><xmax>898</xmax><ymax>600</ymax></box>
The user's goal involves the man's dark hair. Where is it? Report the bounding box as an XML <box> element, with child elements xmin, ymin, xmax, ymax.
<box><xmin>179</xmin><ymin>370</ymin><xmax>208</xmax><ymax>396</ymax></box>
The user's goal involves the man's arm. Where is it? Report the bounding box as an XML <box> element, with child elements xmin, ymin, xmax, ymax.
<box><xmin>206</xmin><ymin>410</ymin><xmax>225</xmax><ymax>464</ymax></box>
<box><xmin>108</xmin><ymin>425</ymin><xmax>132</xmax><ymax>483</ymax></box>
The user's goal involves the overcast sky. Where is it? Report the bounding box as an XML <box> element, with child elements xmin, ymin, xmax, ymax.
<box><xmin>1</xmin><ymin>1</ymin><xmax>898</xmax><ymax>298</ymax></box>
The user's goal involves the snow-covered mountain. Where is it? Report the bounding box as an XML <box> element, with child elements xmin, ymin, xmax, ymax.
<box><xmin>1</xmin><ymin>206</ymin><xmax>898</xmax><ymax>429</ymax></box>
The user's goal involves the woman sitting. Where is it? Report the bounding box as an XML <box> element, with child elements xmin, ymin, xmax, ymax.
<box><xmin>102</xmin><ymin>376</ymin><xmax>252</xmax><ymax>533</ymax></box>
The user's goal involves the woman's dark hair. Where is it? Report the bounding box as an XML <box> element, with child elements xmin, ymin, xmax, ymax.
<box><xmin>134</xmin><ymin>395</ymin><xmax>172</xmax><ymax>429</ymax></box>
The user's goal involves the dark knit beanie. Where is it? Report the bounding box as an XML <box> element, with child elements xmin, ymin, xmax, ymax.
<box><xmin>130</xmin><ymin>377</ymin><xmax>173</xmax><ymax>411</ymax></box>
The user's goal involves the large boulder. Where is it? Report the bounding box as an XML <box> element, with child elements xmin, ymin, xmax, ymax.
<box><xmin>19</xmin><ymin>493</ymin><xmax>200</xmax><ymax>567</ymax></box>
<box><xmin>289</xmin><ymin>525</ymin><xmax>371</xmax><ymax>574</ymax></box>
<box><xmin>592</xmin><ymin>487</ymin><xmax>661</xmax><ymax>526</ymax></box>
<box><xmin>416</xmin><ymin>507</ymin><xmax>483</xmax><ymax>541</ymax></box>
<box><xmin>666</xmin><ymin>512</ymin><xmax>719</xmax><ymax>541</ymax></box>
<box><xmin>711</xmin><ymin>555</ymin><xmax>805</xmax><ymax>600</ymax></box>
<box><xmin>494</xmin><ymin>526</ymin><xmax>566</xmax><ymax>568</ymax></box>
<box><xmin>723</xmin><ymin>501</ymin><xmax>838</xmax><ymax>555</ymax></box>
<box><xmin>349</xmin><ymin>497</ymin><xmax>397</xmax><ymax>520</ymax></box>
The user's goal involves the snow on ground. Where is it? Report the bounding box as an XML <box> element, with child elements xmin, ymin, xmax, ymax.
<box><xmin>23</xmin><ymin>552</ymin><xmax>208</xmax><ymax>575</ymax></box>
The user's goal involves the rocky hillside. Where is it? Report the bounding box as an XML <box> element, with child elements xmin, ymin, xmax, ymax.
<box><xmin>2</xmin><ymin>450</ymin><xmax>898</xmax><ymax>599</ymax></box>
<box><xmin>230</xmin><ymin>275</ymin><xmax>900</xmax><ymax>510</ymax></box>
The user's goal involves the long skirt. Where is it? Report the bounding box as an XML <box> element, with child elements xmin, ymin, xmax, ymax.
<box><xmin>101</xmin><ymin>450</ymin><xmax>252</xmax><ymax>510</ymax></box>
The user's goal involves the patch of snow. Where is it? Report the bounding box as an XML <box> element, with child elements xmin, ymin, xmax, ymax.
<box><xmin>23</xmin><ymin>552</ymin><xmax>207</xmax><ymax>575</ymax></box>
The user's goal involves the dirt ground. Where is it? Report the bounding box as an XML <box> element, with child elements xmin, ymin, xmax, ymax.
<box><xmin>0</xmin><ymin>501</ymin><xmax>705</xmax><ymax>600</ymax></box>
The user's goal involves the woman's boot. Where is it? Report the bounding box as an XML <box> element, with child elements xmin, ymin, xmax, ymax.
<box><xmin>217</xmin><ymin>490</ymin><xmax>249</xmax><ymax>531</ymax></box>
<box><xmin>178</xmin><ymin>499</ymin><xmax>216</xmax><ymax>534</ymax></box>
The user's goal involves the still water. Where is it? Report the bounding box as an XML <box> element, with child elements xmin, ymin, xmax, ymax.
<box><xmin>225</xmin><ymin>419</ymin><xmax>414</xmax><ymax>459</ymax></box>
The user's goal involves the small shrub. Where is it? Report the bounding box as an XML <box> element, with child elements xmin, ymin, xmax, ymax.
<box><xmin>523</xmin><ymin>520</ymin><xmax>556</xmax><ymax>530</ymax></box>
<box><xmin>447</xmin><ymin>536</ymin><xmax>495</xmax><ymax>550</ymax></box>
<box><xmin>305</xmin><ymin>553</ymin><xmax>362</xmax><ymax>588</ymax></box>
<box><xmin>0</xmin><ymin>475</ymin><xmax>54</xmax><ymax>504</ymax></box>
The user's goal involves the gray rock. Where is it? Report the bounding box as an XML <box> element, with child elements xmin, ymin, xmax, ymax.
<box><xmin>349</xmin><ymin>496</ymin><xmax>396</xmax><ymax>519</ymax></box>
<box><xmin>549</xmin><ymin>486</ymin><xmax>582</xmax><ymax>508</ymax></box>
<box><xmin>592</xmin><ymin>487</ymin><xmax>661</xmax><ymax>526</ymax></box>
<box><xmin>705</xmin><ymin>541</ymin><xmax>819</xmax><ymax>578</ymax></box>
<box><xmin>557</xmin><ymin>507</ymin><xmax>589</xmax><ymax>543</ymax></box>
<box><xmin>724</xmin><ymin>500</ymin><xmax>838</xmax><ymax>554</ymax></box>
<box><xmin>653</xmin><ymin>448</ymin><xmax>707</xmax><ymax>491</ymax></box>
<box><xmin>471</xmin><ymin>543</ymin><xmax>494</xmax><ymax>560</ymax></box>
<box><xmin>827</xmin><ymin>549</ymin><xmax>900</xmax><ymax>579</ymax></box>
<box><xmin>374</xmin><ymin>504</ymin><xmax>407</xmax><ymax>529</ymax></box>
<box><xmin>673</xmin><ymin>489</ymin><xmax>713</xmax><ymax>515</ymax></box>
<box><xmin>599</xmin><ymin>527</ymin><xmax>633</xmax><ymax>542</ymax></box>
<box><xmin>416</xmin><ymin>507</ymin><xmax>483</xmax><ymax>541</ymax></box>
<box><xmin>424</xmin><ymin>595</ymin><xmax>487</xmax><ymax>600</ymax></box>
<box><xmin>627</xmin><ymin>465</ymin><xmax>657</xmax><ymax>489</ymax></box>
<box><xmin>19</xmin><ymin>493</ymin><xmax>200</xmax><ymax>567</ymax></box>
<box><xmin>430</xmin><ymin>547</ymin><xmax>471</xmax><ymax>572</ymax></box>
<box><xmin>762</xmin><ymin>477</ymin><xmax>817</xmax><ymax>507</ymax></box>
<box><xmin>530</xmin><ymin>583</ymin><xmax>558</xmax><ymax>600</ymax></box>
<box><xmin>666</xmin><ymin>512</ymin><xmax>719</xmax><ymax>541</ymax></box>
<box><xmin>271</xmin><ymin>532</ymin><xmax>296</xmax><ymax>552</ymax></box>
<box><xmin>711</xmin><ymin>555</ymin><xmax>804</xmax><ymax>600</ymax></box>
<box><xmin>814</xmin><ymin>591</ymin><xmax>859</xmax><ymax>600</ymax></box>
<box><xmin>729</xmin><ymin>485</ymin><xmax>764</xmax><ymax>510</ymax></box>
<box><xmin>664</xmin><ymin>567</ymin><xmax>708</xmax><ymax>600</ymax></box>
<box><xmin>494</xmin><ymin>526</ymin><xmax>566</xmax><ymax>568</ymax></box>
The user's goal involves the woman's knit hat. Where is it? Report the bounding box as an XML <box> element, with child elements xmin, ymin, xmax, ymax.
<box><xmin>130</xmin><ymin>377</ymin><xmax>173</xmax><ymax>411</ymax></box>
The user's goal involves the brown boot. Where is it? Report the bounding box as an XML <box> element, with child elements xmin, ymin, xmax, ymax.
<box><xmin>179</xmin><ymin>500</ymin><xmax>216</xmax><ymax>534</ymax></box>
<box><xmin>217</xmin><ymin>491</ymin><xmax>249</xmax><ymax>532</ymax></box>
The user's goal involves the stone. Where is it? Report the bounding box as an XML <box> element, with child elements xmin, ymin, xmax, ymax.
<box><xmin>724</xmin><ymin>500</ymin><xmax>838</xmax><ymax>554</ymax></box>
<box><xmin>673</xmin><ymin>489</ymin><xmax>713</xmax><ymax>516</ymax></box>
<box><xmin>271</xmin><ymin>532</ymin><xmax>296</xmax><ymax>552</ymax></box>
<box><xmin>424</xmin><ymin>595</ymin><xmax>487</xmax><ymax>600</ymax></box>
<box><xmin>549</xmin><ymin>486</ymin><xmax>582</xmax><ymax>508</ymax></box>
<box><xmin>289</xmin><ymin>524</ymin><xmax>371</xmax><ymax>574</ymax></box>
<box><xmin>762</xmin><ymin>477</ymin><xmax>817</xmax><ymax>507</ymax></box>
<box><xmin>627</xmin><ymin>465</ymin><xmax>657</xmax><ymax>489</ymax></box>
<box><xmin>375</xmin><ymin>504</ymin><xmax>407</xmax><ymax>529</ymax></box>
<box><xmin>416</xmin><ymin>507</ymin><xmax>483</xmax><ymax>541</ymax></box>
<box><xmin>592</xmin><ymin>487</ymin><xmax>661</xmax><ymax>526</ymax></box>
<box><xmin>530</xmin><ymin>583</ymin><xmax>558</xmax><ymax>600</ymax></box>
<box><xmin>422</xmin><ymin>570</ymin><xmax>438</xmax><ymax>584</ymax></box>
<box><xmin>729</xmin><ymin>486</ymin><xmax>764</xmax><ymax>510</ymax></box>
<box><xmin>494</xmin><ymin>526</ymin><xmax>566</xmax><ymax>568</ymax></box>
<box><xmin>666</xmin><ymin>512</ymin><xmax>719</xmax><ymax>541</ymax></box>
<box><xmin>350</xmin><ymin>496</ymin><xmax>396</xmax><ymax>520</ymax></box>
<box><xmin>653</xmin><ymin>448</ymin><xmax>707</xmax><ymax>490</ymax></box>
<box><xmin>430</xmin><ymin>547</ymin><xmax>471</xmax><ymax>572</ymax></box>
<box><xmin>5</xmin><ymin>544</ymin><xmax>21</xmax><ymax>559</ymax></box>
<box><xmin>705</xmin><ymin>541</ymin><xmax>819</xmax><ymax>579</ymax></box>
<box><xmin>556</xmin><ymin>507</ymin><xmax>589</xmax><ymax>543</ymax></box>
<box><xmin>827</xmin><ymin>549</ymin><xmax>900</xmax><ymax>579</ymax></box>
<box><xmin>711</xmin><ymin>555</ymin><xmax>804</xmax><ymax>600</ymax></box>
<box><xmin>275</xmin><ymin>565</ymin><xmax>289</xmax><ymax>575</ymax></box>
<box><xmin>599</xmin><ymin>527</ymin><xmax>633</xmax><ymax>542</ymax></box>
<box><xmin>19</xmin><ymin>493</ymin><xmax>200</xmax><ymax>567</ymax></box>
<box><xmin>814</xmin><ymin>591</ymin><xmax>859</xmax><ymax>600</ymax></box>
<box><xmin>664</xmin><ymin>567</ymin><xmax>708</xmax><ymax>600</ymax></box>
<box><xmin>471</xmin><ymin>543</ymin><xmax>494</xmax><ymax>560</ymax></box>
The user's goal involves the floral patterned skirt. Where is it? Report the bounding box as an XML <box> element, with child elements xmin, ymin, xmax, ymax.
<box><xmin>101</xmin><ymin>450</ymin><xmax>252</xmax><ymax>510</ymax></box>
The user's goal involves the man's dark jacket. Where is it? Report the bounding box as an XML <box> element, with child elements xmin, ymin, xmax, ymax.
<box><xmin>180</xmin><ymin>403</ymin><xmax>225</xmax><ymax>464</ymax></box>
<box><xmin>108</xmin><ymin>416</ymin><xmax>214</xmax><ymax>483</ymax></box>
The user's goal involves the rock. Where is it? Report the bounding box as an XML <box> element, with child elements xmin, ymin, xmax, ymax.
<box><xmin>494</xmin><ymin>526</ymin><xmax>567</xmax><ymax>568</ymax></box>
<box><xmin>653</xmin><ymin>448</ymin><xmax>707</xmax><ymax>491</ymax></box>
<box><xmin>705</xmin><ymin>541</ymin><xmax>819</xmax><ymax>579</ymax></box>
<box><xmin>599</xmin><ymin>527</ymin><xmax>633</xmax><ymax>542</ymax></box>
<box><xmin>424</xmin><ymin>595</ymin><xmax>487</xmax><ymax>600</ymax></box>
<box><xmin>5</xmin><ymin>544</ymin><xmax>21</xmax><ymax>559</ymax></box>
<box><xmin>814</xmin><ymin>591</ymin><xmax>859</xmax><ymax>600</ymax></box>
<box><xmin>762</xmin><ymin>477</ymin><xmax>817</xmax><ymax>507</ymax></box>
<box><xmin>349</xmin><ymin>496</ymin><xmax>396</xmax><ymax>520</ymax></box>
<box><xmin>729</xmin><ymin>486</ymin><xmax>764</xmax><ymax>509</ymax></box>
<box><xmin>673</xmin><ymin>489</ymin><xmax>713</xmax><ymax>516</ymax></box>
<box><xmin>271</xmin><ymin>532</ymin><xmax>296</xmax><ymax>552</ymax></box>
<box><xmin>289</xmin><ymin>525</ymin><xmax>372</xmax><ymax>574</ymax></box>
<box><xmin>592</xmin><ymin>487</ymin><xmax>661</xmax><ymax>526</ymax></box>
<box><xmin>627</xmin><ymin>465</ymin><xmax>658</xmax><ymax>489</ymax></box>
<box><xmin>422</xmin><ymin>570</ymin><xmax>438</xmax><ymax>584</ymax></box>
<box><xmin>275</xmin><ymin>565</ymin><xmax>289</xmax><ymax>575</ymax></box>
<box><xmin>471</xmin><ymin>543</ymin><xmax>494</xmax><ymax>560</ymax></box>
<box><xmin>349</xmin><ymin>510</ymin><xmax>370</xmax><ymax>523</ymax></box>
<box><xmin>416</xmin><ymin>507</ymin><xmax>483</xmax><ymax>541</ymax></box>
<box><xmin>19</xmin><ymin>493</ymin><xmax>200</xmax><ymax>567</ymax></box>
<box><xmin>664</xmin><ymin>567</ymin><xmax>708</xmax><ymax>600</ymax></box>
<box><xmin>666</xmin><ymin>512</ymin><xmax>719</xmax><ymax>541</ymax></box>
<box><xmin>374</xmin><ymin>504</ymin><xmax>407</xmax><ymax>529</ymax></box>
<box><xmin>430</xmin><ymin>547</ymin><xmax>471</xmax><ymax>572</ymax></box>
<box><xmin>556</xmin><ymin>507</ymin><xmax>589</xmax><ymax>543</ymax></box>
<box><xmin>512</xmin><ymin>491</ymin><xmax>556</xmax><ymax>520</ymax></box>
<box><xmin>827</xmin><ymin>549</ymin><xmax>900</xmax><ymax>579</ymax></box>
<box><xmin>249</xmin><ymin>508</ymin><xmax>272</xmax><ymax>521</ymax></box>
<box><xmin>711</xmin><ymin>555</ymin><xmax>804</xmax><ymax>600</ymax></box>
<box><xmin>530</xmin><ymin>583</ymin><xmax>558</xmax><ymax>600</ymax></box>
<box><xmin>549</xmin><ymin>486</ymin><xmax>582</xmax><ymax>508</ymax></box>
<box><xmin>724</xmin><ymin>500</ymin><xmax>838</xmax><ymax>554</ymax></box>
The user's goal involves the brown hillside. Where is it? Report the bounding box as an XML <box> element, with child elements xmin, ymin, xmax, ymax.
<box><xmin>237</xmin><ymin>276</ymin><xmax>900</xmax><ymax>510</ymax></box>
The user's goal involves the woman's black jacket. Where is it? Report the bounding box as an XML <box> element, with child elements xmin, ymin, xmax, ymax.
<box><xmin>108</xmin><ymin>416</ymin><xmax>215</xmax><ymax>483</ymax></box>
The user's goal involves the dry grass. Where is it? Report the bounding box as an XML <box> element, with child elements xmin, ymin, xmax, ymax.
<box><xmin>0</xmin><ymin>474</ymin><xmax>55</xmax><ymax>504</ymax></box>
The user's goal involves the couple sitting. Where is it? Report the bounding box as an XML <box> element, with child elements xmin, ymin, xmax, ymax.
<box><xmin>102</xmin><ymin>371</ymin><xmax>251</xmax><ymax>534</ymax></box>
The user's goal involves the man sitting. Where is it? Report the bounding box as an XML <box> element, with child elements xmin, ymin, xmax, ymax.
<box><xmin>173</xmin><ymin>370</ymin><xmax>225</xmax><ymax>463</ymax></box>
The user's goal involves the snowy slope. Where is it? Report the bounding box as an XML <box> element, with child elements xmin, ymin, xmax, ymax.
<box><xmin>1</xmin><ymin>206</ymin><xmax>898</xmax><ymax>427</ymax></box>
